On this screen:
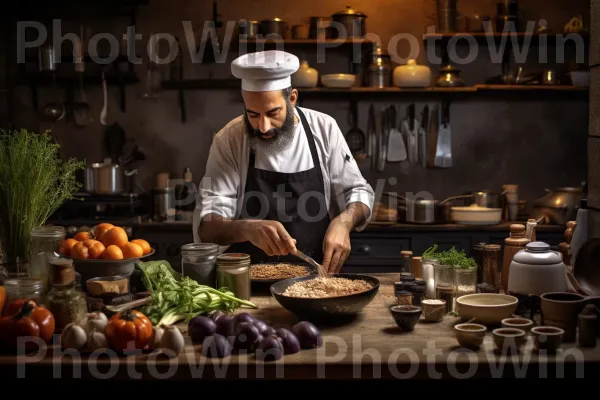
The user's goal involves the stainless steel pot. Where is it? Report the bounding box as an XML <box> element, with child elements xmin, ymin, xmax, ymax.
<box><xmin>238</xmin><ymin>19</ymin><xmax>259</xmax><ymax>38</ymax></box>
<box><xmin>383</xmin><ymin>193</ymin><xmax>472</xmax><ymax>224</ymax></box>
<box><xmin>85</xmin><ymin>163</ymin><xmax>137</xmax><ymax>194</ymax></box>
<box><xmin>259</xmin><ymin>18</ymin><xmax>289</xmax><ymax>39</ymax></box>
<box><xmin>531</xmin><ymin>187</ymin><xmax>584</xmax><ymax>225</ymax></box>
<box><xmin>465</xmin><ymin>189</ymin><xmax>507</xmax><ymax>208</ymax></box>
<box><xmin>331</xmin><ymin>5</ymin><xmax>366</xmax><ymax>38</ymax></box>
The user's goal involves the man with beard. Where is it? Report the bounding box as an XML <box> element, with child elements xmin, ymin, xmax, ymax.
<box><xmin>193</xmin><ymin>50</ymin><xmax>374</xmax><ymax>273</ymax></box>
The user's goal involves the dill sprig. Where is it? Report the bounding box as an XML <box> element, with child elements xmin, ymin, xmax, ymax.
<box><xmin>421</xmin><ymin>245</ymin><xmax>477</xmax><ymax>269</ymax></box>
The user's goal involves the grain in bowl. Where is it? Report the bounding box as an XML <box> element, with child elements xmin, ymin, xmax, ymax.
<box><xmin>282</xmin><ymin>276</ymin><xmax>373</xmax><ymax>298</ymax></box>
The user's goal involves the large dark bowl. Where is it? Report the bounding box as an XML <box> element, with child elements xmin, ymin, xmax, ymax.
<box><xmin>65</xmin><ymin>249</ymin><xmax>155</xmax><ymax>284</ymax></box>
<box><xmin>270</xmin><ymin>273</ymin><xmax>380</xmax><ymax>323</ymax></box>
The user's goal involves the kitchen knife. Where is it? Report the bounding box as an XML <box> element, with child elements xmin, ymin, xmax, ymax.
<box><xmin>419</xmin><ymin>105</ymin><xmax>429</xmax><ymax>168</ymax></box>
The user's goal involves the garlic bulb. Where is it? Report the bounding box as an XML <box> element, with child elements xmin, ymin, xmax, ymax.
<box><xmin>87</xmin><ymin>331</ymin><xmax>109</xmax><ymax>351</ymax></box>
<box><xmin>151</xmin><ymin>326</ymin><xmax>165</xmax><ymax>350</ymax></box>
<box><xmin>84</xmin><ymin>312</ymin><xmax>108</xmax><ymax>334</ymax></box>
<box><xmin>61</xmin><ymin>323</ymin><xmax>88</xmax><ymax>350</ymax></box>
<box><xmin>159</xmin><ymin>325</ymin><xmax>185</xmax><ymax>356</ymax></box>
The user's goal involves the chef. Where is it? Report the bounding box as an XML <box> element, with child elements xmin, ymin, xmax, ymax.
<box><xmin>193</xmin><ymin>50</ymin><xmax>374</xmax><ymax>273</ymax></box>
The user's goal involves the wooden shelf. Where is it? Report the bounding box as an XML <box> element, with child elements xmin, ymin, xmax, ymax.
<box><xmin>16</xmin><ymin>72</ymin><xmax>140</xmax><ymax>86</ymax></box>
<box><xmin>474</xmin><ymin>84</ymin><xmax>588</xmax><ymax>92</ymax></box>
<box><xmin>236</xmin><ymin>38</ymin><xmax>375</xmax><ymax>45</ymax></box>
<box><xmin>423</xmin><ymin>31</ymin><xmax>589</xmax><ymax>44</ymax></box>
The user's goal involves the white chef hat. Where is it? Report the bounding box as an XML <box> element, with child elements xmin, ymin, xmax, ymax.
<box><xmin>231</xmin><ymin>50</ymin><xmax>300</xmax><ymax>92</ymax></box>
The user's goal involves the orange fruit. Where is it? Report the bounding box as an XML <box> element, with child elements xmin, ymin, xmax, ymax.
<box><xmin>93</xmin><ymin>223</ymin><xmax>114</xmax><ymax>241</ymax></box>
<box><xmin>58</xmin><ymin>238</ymin><xmax>78</xmax><ymax>256</ymax></box>
<box><xmin>88</xmin><ymin>241</ymin><xmax>106</xmax><ymax>259</ymax></box>
<box><xmin>73</xmin><ymin>231</ymin><xmax>92</xmax><ymax>241</ymax></box>
<box><xmin>102</xmin><ymin>245</ymin><xmax>123</xmax><ymax>260</ymax></box>
<box><xmin>71</xmin><ymin>241</ymin><xmax>89</xmax><ymax>259</ymax></box>
<box><xmin>131</xmin><ymin>239</ymin><xmax>151</xmax><ymax>255</ymax></box>
<box><xmin>101</xmin><ymin>226</ymin><xmax>128</xmax><ymax>248</ymax></box>
<box><xmin>121</xmin><ymin>242</ymin><xmax>144</xmax><ymax>259</ymax></box>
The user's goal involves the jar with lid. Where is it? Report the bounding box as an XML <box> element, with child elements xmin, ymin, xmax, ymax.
<box><xmin>421</xmin><ymin>256</ymin><xmax>439</xmax><ymax>299</ymax></box>
<box><xmin>216</xmin><ymin>253</ymin><xmax>251</xmax><ymax>300</ymax></box>
<box><xmin>365</xmin><ymin>45</ymin><xmax>392</xmax><ymax>88</ymax></box>
<box><xmin>400</xmin><ymin>251</ymin><xmax>413</xmax><ymax>274</ymax></box>
<box><xmin>482</xmin><ymin>244</ymin><xmax>502</xmax><ymax>290</ymax></box>
<box><xmin>409</xmin><ymin>281</ymin><xmax>426</xmax><ymax>307</ymax></box>
<box><xmin>434</xmin><ymin>264</ymin><xmax>454</xmax><ymax>311</ymax></box>
<box><xmin>181</xmin><ymin>243</ymin><xmax>220</xmax><ymax>287</ymax></box>
<box><xmin>29</xmin><ymin>225</ymin><xmax>65</xmax><ymax>294</ymax></box>
<box><xmin>397</xmin><ymin>290</ymin><xmax>413</xmax><ymax>306</ymax></box>
<box><xmin>2</xmin><ymin>278</ymin><xmax>44</xmax><ymax>313</ymax></box>
<box><xmin>46</xmin><ymin>258</ymin><xmax>88</xmax><ymax>333</ymax></box>
<box><xmin>454</xmin><ymin>267</ymin><xmax>477</xmax><ymax>298</ymax></box>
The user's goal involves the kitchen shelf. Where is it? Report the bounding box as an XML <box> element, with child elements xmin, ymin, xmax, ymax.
<box><xmin>236</xmin><ymin>38</ymin><xmax>375</xmax><ymax>45</ymax></box>
<box><xmin>423</xmin><ymin>31</ymin><xmax>590</xmax><ymax>44</ymax></box>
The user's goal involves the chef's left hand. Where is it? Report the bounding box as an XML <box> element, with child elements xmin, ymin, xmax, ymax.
<box><xmin>322</xmin><ymin>217</ymin><xmax>352</xmax><ymax>274</ymax></box>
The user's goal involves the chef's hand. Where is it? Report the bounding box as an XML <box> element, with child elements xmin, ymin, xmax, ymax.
<box><xmin>245</xmin><ymin>220</ymin><xmax>297</xmax><ymax>256</ymax></box>
<box><xmin>322</xmin><ymin>217</ymin><xmax>352</xmax><ymax>274</ymax></box>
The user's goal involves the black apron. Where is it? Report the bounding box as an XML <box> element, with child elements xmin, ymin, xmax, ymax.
<box><xmin>225</xmin><ymin>107</ymin><xmax>331</xmax><ymax>264</ymax></box>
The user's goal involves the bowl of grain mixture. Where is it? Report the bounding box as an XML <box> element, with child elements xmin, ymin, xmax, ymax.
<box><xmin>270</xmin><ymin>273</ymin><xmax>380</xmax><ymax>322</ymax></box>
<box><xmin>250</xmin><ymin>263</ymin><xmax>313</xmax><ymax>283</ymax></box>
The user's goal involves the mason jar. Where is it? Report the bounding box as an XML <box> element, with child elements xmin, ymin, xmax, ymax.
<box><xmin>29</xmin><ymin>226</ymin><xmax>66</xmax><ymax>294</ymax></box>
<box><xmin>434</xmin><ymin>264</ymin><xmax>454</xmax><ymax>311</ymax></box>
<box><xmin>181</xmin><ymin>243</ymin><xmax>220</xmax><ymax>287</ymax></box>
<box><xmin>454</xmin><ymin>267</ymin><xmax>478</xmax><ymax>298</ymax></box>
<box><xmin>216</xmin><ymin>253</ymin><xmax>251</xmax><ymax>300</ymax></box>
<box><xmin>421</xmin><ymin>256</ymin><xmax>439</xmax><ymax>298</ymax></box>
<box><xmin>3</xmin><ymin>278</ymin><xmax>44</xmax><ymax>313</ymax></box>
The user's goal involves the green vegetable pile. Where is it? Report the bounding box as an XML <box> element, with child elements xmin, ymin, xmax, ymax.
<box><xmin>422</xmin><ymin>244</ymin><xmax>478</xmax><ymax>269</ymax></box>
<box><xmin>136</xmin><ymin>260</ymin><xmax>258</xmax><ymax>326</ymax></box>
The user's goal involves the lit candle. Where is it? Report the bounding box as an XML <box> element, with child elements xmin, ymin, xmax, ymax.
<box><xmin>423</xmin><ymin>261</ymin><xmax>435</xmax><ymax>298</ymax></box>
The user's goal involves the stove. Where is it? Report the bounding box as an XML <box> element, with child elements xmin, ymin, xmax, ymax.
<box><xmin>48</xmin><ymin>192</ymin><xmax>150</xmax><ymax>237</ymax></box>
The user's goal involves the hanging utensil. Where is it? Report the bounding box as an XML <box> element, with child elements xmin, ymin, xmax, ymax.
<box><xmin>436</xmin><ymin>100</ymin><xmax>452</xmax><ymax>168</ymax></box>
<box><xmin>345</xmin><ymin>101</ymin><xmax>366</xmax><ymax>160</ymax></box>
<box><xmin>427</xmin><ymin>105</ymin><xmax>438</xmax><ymax>168</ymax></box>
<box><xmin>386</xmin><ymin>105</ymin><xmax>406</xmax><ymax>162</ymax></box>
<box><xmin>407</xmin><ymin>103</ymin><xmax>419</xmax><ymax>164</ymax></box>
<box><xmin>419</xmin><ymin>105</ymin><xmax>429</xmax><ymax>168</ymax></box>
<box><xmin>377</xmin><ymin>106</ymin><xmax>387</xmax><ymax>172</ymax></box>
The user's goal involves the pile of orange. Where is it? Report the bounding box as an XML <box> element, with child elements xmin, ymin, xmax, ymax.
<box><xmin>58</xmin><ymin>223</ymin><xmax>152</xmax><ymax>260</ymax></box>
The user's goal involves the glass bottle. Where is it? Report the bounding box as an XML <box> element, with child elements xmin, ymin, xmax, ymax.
<box><xmin>2</xmin><ymin>278</ymin><xmax>43</xmax><ymax>313</ymax></box>
<box><xmin>181</xmin><ymin>243</ymin><xmax>219</xmax><ymax>287</ymax></box>
<box><xmin>400</xmin><ymin>250</ymin><xmax>413</xmax><ymax>274</ymax></box>
<box><xmin>216</xmin><ymin>253</ymin><xmax>251</xmax><ymax>300</ymax></box>
<box><xmin>29</xmin><ymin>225</ymin><xmax>66</xmax><ymax>294</ymax></box>
<box><xmin>421</xmin><ymin>256</ymin><xmax>439</xmax><ymax>299</ymax></box>
<box><xmin>46</xmin><ymin>258</ymin><xmax>88</xmax><ymax>333</ymax></box>
<box><xmin>482</xmin><ymin>244</ymin><xmax>502</xmax><ymax>290</ymax></box>
<box><xmin>454</xmin><ymin>267</ymin><xmax>478</xmax><ymax>298</ymax></box>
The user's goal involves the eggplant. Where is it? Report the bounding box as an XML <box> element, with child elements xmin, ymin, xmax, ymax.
<box><xmin>216</xmin><ymin>314</ymin><xmax>233</xmax><ymax>336</ymax></box>
<box><xmin>256</xmin><ymin>336</ymin><xmax>284</xmax><ymax>362</ymax></box>
<box><xmin>208</xmin><ymin>310</ymin><xmax>226</xmax><ymax>322</ymax></box>
<box><xmin>233</xmin><ymin>322</ymin><xmax>262</xmax><ymax>352</ymax></box>
<box><xmin>275</xmin><ymin>328</ymin><xmax>301</xmax><ymax>354</ymax></box>
<box><xmin>253</xmin><ymin>319</ymin><xmax>270</xmax><ymax>336</ymax></box>
<box><xmin>229</xmin><ymin>312</ymin><xmax>255</xmax><ymax>336</ymax></box>
<box><xmin>292</xmin><ymin>321</ymin><xmax>323</xmax><ymax>349</ymax></box>
<box><xmin>202</xmin><ymin>334</ymin><xmax>232</xmax><ymax>358</ymax></box>
<box><xmin>188</xmin><ymin>316</ymin><xmax>217</xmax><ymax>343</ymax></box>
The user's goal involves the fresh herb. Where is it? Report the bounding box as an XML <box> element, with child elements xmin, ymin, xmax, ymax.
<box><xmin>421</xmin><ymin>245</ymin><xmax>477</xmax><ymax>269</ymax></box>
<box><xmin>136</xmin><ymin>260</ymin><xmax>258</xmax><ymax>326</ymax></box>
<box><xmin>0</xmin><ymin>129</ymin><xmax>85</xmax><ymax>264</ymax></box>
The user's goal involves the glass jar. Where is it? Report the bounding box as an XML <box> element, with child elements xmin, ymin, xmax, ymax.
<box><xmin>482</xmin><ymin>244</ymin><xmax>502</xmax><ymax>290</ymax></box>
<box><xmin>2</xmin><ymin>278</ymin><xmax>43</xmax><ymax>313</ymax></box>
<box><xmin>46</xmin><ymin>258</ymin><xmax>88</xmax><ymax>333</ymax></box>
<box><xmin>421</xmin><ymin>256</ymin><xmax>439</xmax><ymax>299</ymax></box>
<box><xmin>397</xmin><ymin>290</ymin><xmax>413</xmax><ymax>306</ymax></box>
<box><xmin>181</xmin><ymin>243</ymin><xmax>220</xmax><ymax>287</ymax></box>
<box><xmin>216</xmin><ymin>253</ymin><xmax>251</xmax><ymax>300</ymax></box>
<box><xmin>409</xmin><ymin>282</ymin><xmax>426</xmax><ymax>307</ymax></box>
<box><xmin>454</xmin><ymin>267</ymin><xmax>477</xmax><ymax>298</ymax></box>
<box><xmin>477</xmin><ymin>283</ymin><xmax>499</xmax><ymax>294</ymax></box>
<box><xmin>434</xmin><ymin>264</ymin><xmax>454</xmax><ymax>311</ymax></box>
<box><xmin>29</xmin><ymin>226</ymin><xmax>65</xmax><ymax>294</ymax></box>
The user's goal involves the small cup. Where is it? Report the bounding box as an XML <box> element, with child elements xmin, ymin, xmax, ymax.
<box><xmin>422</xmin><ymin>299</ymin><xmax>446</xmax><ymax>322</ymax></box>
<box><xmin>501</xmin><ymin>317</ymin><xmax>534</xmax><ymax>333</ymax></box>
<box><xmin>390</xmin><ymin>305</ymin><xmax>422</xmax><ymax>331</ymax></box>
<box><xmin>492</xmin><ymin>328</ymin><xmax>527</xmax><ymax>353</ymax></box>
<box><xmin>531</xmin><ymin>326</ymin><xmax>564</xmax><ymax>352</ymax></box>
<box><xmin>454</xmin><ymin>323</ymin><xmax>487</xmax><ymax>350</ymax></box>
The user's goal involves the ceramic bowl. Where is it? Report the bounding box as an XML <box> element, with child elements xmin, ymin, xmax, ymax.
<box><xmin>501</xmin><ymin>317</ymin><xmax>534</xmax><ymax>333</ymax></box>
<box><xmin>321</xmin><ymin>74</ymin><xmax>356</xmax><ymax>88</ymax></box>
<box><xmin>390</xmin><ymin>305</ymin><xmax>422</xmax><ymax>331</ymax></box>
<box><xmin>531</xmin><ymin>326</ymin><xmax>564</xmax><ymax>352</ymax></box>
<box><xmin>422</xmin><ymin>299</ymin><xmax>446</xmax><ymax>322</ymax></box>
<box><xmin>492</xmin><ymin>328</ymin><xmax>527</xmax><ymax>353</ymax></box>
<box><xmin>455</xmin><ymin>293</ymin><xmax>519</xmax><ymax>325</ymax></box>
<box><xmin>453</xmin><ymin>323</ymin><xmax>487</xmax><ymax>350</ymax></box>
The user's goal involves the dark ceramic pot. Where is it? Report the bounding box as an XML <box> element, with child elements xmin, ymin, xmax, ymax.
<box><xmin>390</xmin><ymin>305</ymin><xmax>422</xmax><ymax>331</ymax></box>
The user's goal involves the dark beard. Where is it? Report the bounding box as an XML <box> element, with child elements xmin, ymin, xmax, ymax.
<box><xmin>244</xmin><ymin>101</ymin><xmax>296</xmax><ymax>154</ymax></box>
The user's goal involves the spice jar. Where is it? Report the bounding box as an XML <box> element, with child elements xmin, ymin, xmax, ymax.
<box><xmin>409</xmin><ymin>282</ymin><xmax>426</xmax><ymax>307</ymax></box>
<box><xmin>397</xmin><ymin>290</ymin><xmax>413</xmax><ymax>306</ymax></box>
<box><xmin>434</xmin><ymin>264</ymin><xmax>454</xmax><ymax>296</ymax></box>
<box><xmin>29</xmin><ymin>226</ymin><xmax>66</xmax><ymax>294</ymax></box>
<box><xmin>454</xmin><ymin>267</ymin><xmax>477</xmax><ymax>298</ymax></box>
<box><xmin>2</xmin><ymin>278</ymin><xmax>44</xmax><ymax>313</ymax></box>
<box><xmin>46</xmin><ymin>258</ymin><xmax>88</xmax><ymax>332</ymax></box>
<box><xmin>400</xmin><ymin>250</ymin><xmax>413</xmax><ymax>274</ymax></box>
<box><xmin>578</xmin><ymin>304</ymin><xmax>597</xmax><ymax>347</ymax></box>
<box><xmin>477</xmin><ymin>283</ymin><xmax>499</xmax><ymax>294</ymax></box>
<box><xmin>216</xmin><ymin>253</ymin><xmax>251</xmax><ymax>300</ymax></box>
<box><xmin>482</xmin><ymin>244</ymin><xmax>502</xmax><ymax>290</ymax></box>
<box><xmin>181</xmin><ymin>243</ymin><xmax>220</xmax><ymax>287</ymax></box>
<box><xmin>400</xmin><ymin>272</ymin><xmax>415</xmax><ymax>282</ymax></box>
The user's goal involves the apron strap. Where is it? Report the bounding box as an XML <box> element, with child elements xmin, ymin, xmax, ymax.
<box><xmin>296</xmin><ymin>107</ymin><xmax>325</xmax><ymax>184</ymax></box>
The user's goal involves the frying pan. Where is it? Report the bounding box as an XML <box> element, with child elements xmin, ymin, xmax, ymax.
<box><xmin>270</xmin><ymin>273</ymin><xmax>380</xmax><ymax>324</ymax></box>
<box><xmin>573</xmin><ymin>237</ymin><xmax>600</xmax><ymax>296</ymax></box>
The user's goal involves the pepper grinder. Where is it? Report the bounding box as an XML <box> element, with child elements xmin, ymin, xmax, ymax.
<box><xmin>559</xmin><ymin>221</ymin><xmax>576</xmax><ymax>269</ymax></box>
<box><xmin>578</xmin><ymin>304</ymin><xmax>598</xmax><ymax>347</ymax></box>
<box><xmin>501</xmin><ymin>224</ymin><xmax>530</xmax><ymax>293</ymax></box>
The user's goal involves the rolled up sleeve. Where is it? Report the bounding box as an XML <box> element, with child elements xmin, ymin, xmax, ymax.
<box><xmin>327</xmin><ymin>118</ymin><xmax>374</xmax><ymax>231</ymax></box>
<box><xmin>193</xmin><ymin>132</ymin><xmax>240</xmax><ymax>242</ymax></box>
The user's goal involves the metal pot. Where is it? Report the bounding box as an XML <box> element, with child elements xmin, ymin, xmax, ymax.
<box><xmin>259</xmin><ymin>17</ymin><xmax>289</xmax><ymax>39</ymax></box>
<box><xmin>383</xmin><ymin>193</ymin><xmax>472</xmax><ymax>224</ymax></box>
<box><xmin>465</xmin><ymin>189</ymin><xmax>507</xmax><ymax>209</ymax></box>
<box><xmin>331</xmin><ymin>5</ymin><xmax>366</xmax><ymax>38</ymax></box>
<box><xmin>531</xmin><ymin>187</ymin><xmax>584</xmax><ymax>225</ymax></box>
<box><xmin>85</xmin><ymin>162</ymin><xmax>136</xmax><ymax>194</ymax></box>
<box><xmin>238</xmin><ymin>19</ymin><xmax>259</xmax><ymax>38</ymax></box>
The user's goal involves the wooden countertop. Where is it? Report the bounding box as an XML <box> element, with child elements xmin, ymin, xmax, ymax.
<box><xmin>1</xmin><ymin>273</ymin><xmax>597</xmax><ymax>381</ymax></box>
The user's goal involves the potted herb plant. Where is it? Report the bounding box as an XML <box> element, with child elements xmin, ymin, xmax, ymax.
<box><xmin>0</xmin><ymin>129</ymin><xmax>85</xmax><ymax>278</ymax></box>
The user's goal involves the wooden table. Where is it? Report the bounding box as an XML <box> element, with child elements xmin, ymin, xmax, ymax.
<box><xmin>1</xmin><ymin>273</ymin><xmax>599</xmax><ymax>382</ymax></box>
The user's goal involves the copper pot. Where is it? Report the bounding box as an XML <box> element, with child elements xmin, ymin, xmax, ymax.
<box><xmin>531</xmin><ymin>187</ymin><xmax>583</xmax><ymax>225</ymax></box>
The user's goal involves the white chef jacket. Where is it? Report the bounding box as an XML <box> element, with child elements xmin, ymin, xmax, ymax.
<box><xmin>192</xmin><ymin>106</ymin><xmax>374</xmax><ymax>244</ymax></box>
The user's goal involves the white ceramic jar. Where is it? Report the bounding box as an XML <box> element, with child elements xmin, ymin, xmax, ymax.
<box><xmin>507</xmin><ymin>241</ymin><xmax>568</xmax><ymax>297</ymax></box>
<box><xmin>393</xmin><ymin>59</ymin><xmax>432</xmax><ymax>88</ymax></box>
<box><xmin>291</xmin><ymin>60</ymin><xmax>318</xmax><ymax>88</ymax></box>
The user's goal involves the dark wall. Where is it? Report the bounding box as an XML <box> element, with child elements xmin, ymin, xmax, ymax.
<box><xmin>0</xmin><ymin>0</ymin><xmax>591</xmax><ymax>212</ymax></box>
